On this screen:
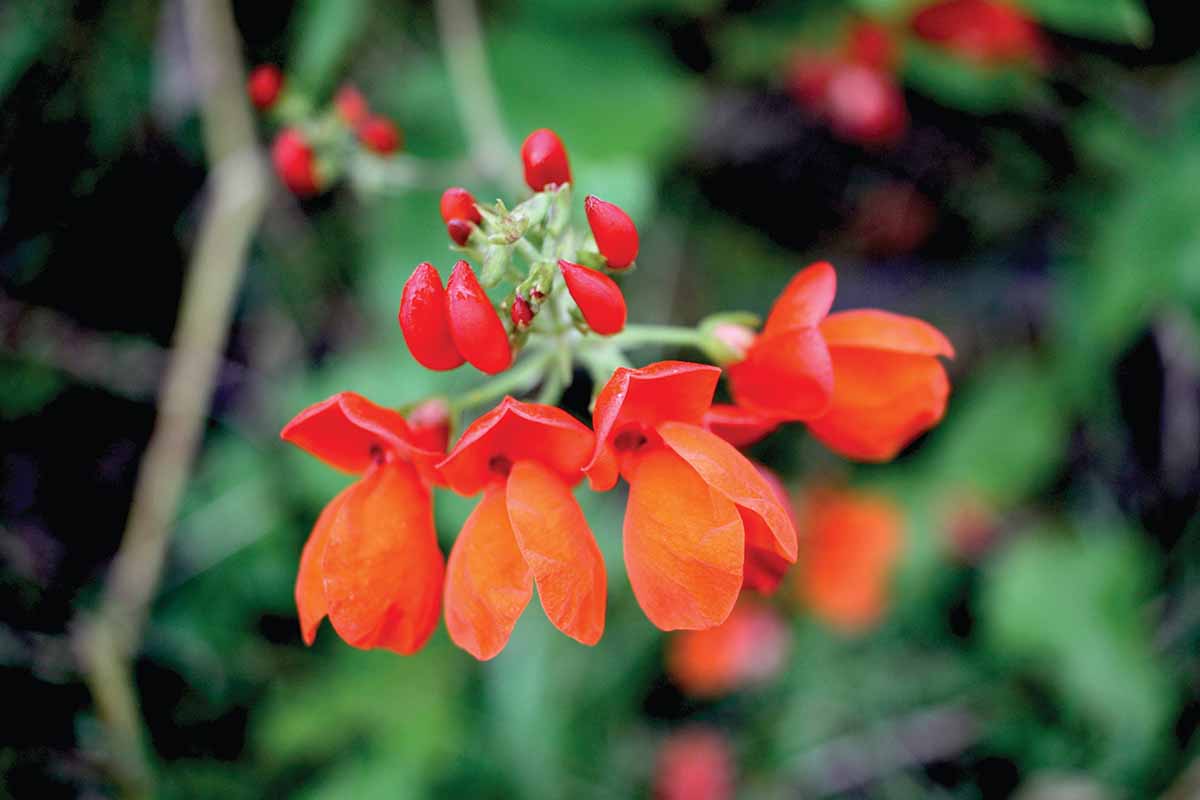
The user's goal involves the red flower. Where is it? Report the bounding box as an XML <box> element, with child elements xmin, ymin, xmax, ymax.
<box><xmin>584</xmin><ymin>195</ymin><xmax>639</xmax><ymax>269</ymax></box>
<box><xmin>247</xmin><ymin>64</ymin><xmax>283</xmax><ymax>110</ymax></box>
<box><xmin>795</xmin><ymin>488</ymin><xmax>903</xmax><ymax>633</ymax></box>
<box><xmin>358</xmin><ymin>115</ymin><xmax>402</xmax><ymax>154</ymax></box>
<box><xmin>399</xmin><ymin>262</ymin><xmax>465</xmax><ymax>371</ymax></box>
<box><xmin>665</xmin><ymin>600</ymin><xmax>790</xmax><ymax>697</ymax></box>
<box><xmin>655</xmin><ymin>728</ymin><xmax>735</xmax><ymax>800</ymax></box>
<box><xmin>702</xmin><ymin>404</ymin><xmax>779</xmax><ymax>449</ymax></box>
<box><xmin>437</xmin><ymin>398</ymin><xmax>605</xmax><ymax>659</ymax></box>
<box><xmin>446</xmin><ymin>260</ymin><xmax>513</xmax><ymax>375</ymax></box>
<box><xmin>559</xmin><ymin>259</ymin><xmax>627</xmax><ymax>335</ymax></box>
<box><xmin>911</xmin><ymin>0</ymin><xmax>1045</xmax><ymax>67</ymax></box>
<box><xmin>281</xmin><ymin>392</ymin><xmax>445</xmax><ymax>653</ymax></box>
<box><xmin>334</xmin><ymin>85</ymin><xmax>369</xmax><ymax>126</ymax></box>
<box><xmin>520</xmin><ymin>128</ymin><xmax>571</xmax><ymax>191</ymax></box>
<box><xmin>271</xmin><ymin>129</ymin><xmax>320</xmax><ymax>196</ymax></box>
<box><xmin>728</xmin><ymin>261</ymin><xmax>953</xmax><ymax>461</ymax></box>
<box><xmin>585</xmin><ymin>362</ymin><xmax>797</xmax><ymax>630</ymax></box>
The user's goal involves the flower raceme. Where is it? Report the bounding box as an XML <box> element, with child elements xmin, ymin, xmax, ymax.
<box><xmin>436</xmin><ymin>398</ymin><xmax>605</xmax><ymax>660</ymax></box>
<box><xmin>585</xmin><ymin>362</ymin><xmax>798</xmax><ymax>630</ymax></box>
<box><xmin>280</xmin><ymin>392</ymin><xmax>446</xmax><ymax>653</ymax></box>
<box><xmin>727</xmin><ymin>261</ymin><xmax>954</xmax><ymax>461</ymax></box>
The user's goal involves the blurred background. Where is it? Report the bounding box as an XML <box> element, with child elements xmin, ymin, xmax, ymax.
<box><xmin>2</xmin><ymin>0</ymin><xmax>1199</xmax><ymax>797</ymax></box>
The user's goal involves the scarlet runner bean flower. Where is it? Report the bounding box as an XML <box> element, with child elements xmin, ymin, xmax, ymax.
<box><xmin>399</xmin><ymin>262</ymin><xmax>465</xmax><ymax>370</ymax></box>
<box><xmin>247</xmin><ymin>64</ymin><xmax>283</xmax><ymax>109</ymax></box>
<box><xmin>271</xmin><ymin>128</ymin><xmax>320</xmax><ymax>196</ymax></box>
<box><xmin>666</xmin><ymin>600</ymin><xmax>790</xmax><ymax>697</ymax></box>
<box><xmin>795</xmin><ymin>487</ymin><xmax>904</xmax><ymax>633</ymax></box>
<box><xmin>446</xmin><ymin>260</ymin><xmax>513</xmax><ymax>374</ymax></box>
<box><xmin>584</xmin><ymin>195</ymin><xmax>639</xmax><ymax>269</ymax></box>
<box><xmin>585</xmin><ymin>362</ymin><xmax>797</xmax><ymax>630</ymax></box>
<box><xmin>559</xmin><ymin>260</ymin><xmax>626</xmax><ymax>335</ymax></box>
<box><xmin>437</xmin><ymin>397</ymin><xmax>605</xmax><ymax>659</ymax></box>
<box><xmin>520</xmin><ymin>128</ymin><xmax>571</xmax><ymax>190</ymax></box>
<box><xmin>728</xmin><ymin>261</ymin><xmax>954</xmax><ymax>461</ymax></box>
<box><xmin>280</xmin><ymin>392</ymin><xmax>446</xmax><ymax>653</ymax></box>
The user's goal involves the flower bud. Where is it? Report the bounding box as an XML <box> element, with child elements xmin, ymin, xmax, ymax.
<box><xmin>826</xmin><ymin>64</ymin><xmax>907</xmax><ymax>146</ymax></box>
<box><xmin>247</xmin><ymin>64</ymin><xmax>283</xmax><ymax>110</ymax></box>
<box><xmin>440</xmin><ymin>187</ymin><xmax>482</xmax><ymax>225</ymax></box>
<box><xmin>711</xmin><ymin>323</ymin><xmax>757</xmax><ymax>362</ymax></box>
<box><xmin>520</xmin><ymin>128</ymin><xmax>571</xmax><ymax>191</ymax></box>
<box><xmin>399</xmin><ymin>262</ymin><xmax>465</xmax><ymax>370</ymax></box>
<box><xmin>335</xmin><ymin>85</ymin><xmax>369</xmax><ymax>126</ymax></box>
<box><xmin>407</xmin><ymin>397</ymin><xmax>452</xmax><ymax>453</ymax></box>
<box><xmin>510</xmin><ymin>295</ymin><xmax>534</xmax><ymax>329</ymax></box>
<box><xmin>446</xmin><ymin>219</ymin><xmax>473</xmax><ymax>246</ymax></box>
<box><xmin>584</xmin><ymin>195</ymin><xmax>639</xmax><ymax>269</ymax></box>
<box><xmin>846</xmin><ymin>19</ymin><xmax>898</xmax><ymax>72</ymax></box>
<box><xmin>446</xmin><ymin>260</ymin><xmax>513</xmax><ymax>374</ymax></box>
<box><xmin>358</xmin><ymin>116</ymin><xmax>402</xmax><ymax>154</ymax></box>
<box><xmin>271</xmin><ymin>129</ymin><xmax>320</xmax><ymax>196</ymax></box>
<box><xmin>558</xmin><ymin>260</ymin><xmax>626</xmax><ymax>335</ymax></box>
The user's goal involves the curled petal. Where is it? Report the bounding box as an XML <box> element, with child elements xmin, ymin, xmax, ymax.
<box><xmin>586</xmin><ymin>442</ymin><xmax>619</xmax><ymax>492</ymax></box>
<box><xmin>703</xmin><ymin>404</ymin><xmax>780</xmax><ymax>448</ymax></box>
<box><xmin>623</xmin><ymin>448</ymin><xmax>744</xmax><ymax>630</ymax></box>
<box><xmin>820</xmin><ymin>309</ymin><xmax>954</xmax><ymax>357</ymax></box>
<box><xmin>281</xmin><ymin>391</ymin><xmax>442</xmax><ymax>477</ymax></box>
<box><xmin>321</xmin><ymin>462</ymin><xmax>443</xmax><ymax>654</ymax></box>
<box><xmin>763</xmin><ymin>262</ymin><xmax>837</xmax><ymax>336</ymax></box>
<box><xmin>658</xmin><ymin>422</ymin><xmax>797</xmax><ymax>565</ymax></box>
<box><xmin>807</xmin><ymin>348</ymin><xmax>950</xmax><ymax>461</ymax></box>
<box><xmin>587</xmin><ymin>361</ymin><xmax>721</xmax><ymax>473</ymax></box>
<box><xmin>444</xmin><ymin>484</ymin><xmax>533</xmax><ymax>660</ymax></box>
<box><xmin>295</xmin><ymin>483</ymin><xmax>355</xmax><ymax>645</ymax></box>
<box><xmin>741</xmin><ymin>464</ymin><xmax>797</xmax><ymax>594</ymax></box>
<box><xmin>438</xmin><ymin>397</ymin><xmax>595</xmax><ymax>496</ymax></box>
<box><xmin>506</xmin><ymin>461</ymin><xmax>606</xmax><ymax>645</ymax></box>
<box><xmin>727</xmin><ymin>326</ymin><xmax>834</xmax><ymax>420</ymax></box>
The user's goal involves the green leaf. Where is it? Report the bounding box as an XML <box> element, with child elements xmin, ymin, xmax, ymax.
<box><xmin>288</xmin><ymin>0</ymin><xmax>375</xmax><ymax>97</ymax></box>
<box><xmin>1021</xmin><ymin>0</ymin><xmax>1151</xmax><ymax>45</ymax></box>
<box><xmin>0</xmin><ymin>0</ymin><xmax>66</xmax><ymax>104</ymax></box>
<box><xmin>903</xmin><ymin>41</ymin><xmax>1045</xmax><ymax>114</ymax></box>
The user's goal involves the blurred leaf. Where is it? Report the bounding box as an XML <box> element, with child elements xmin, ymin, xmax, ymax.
<box><xmin>0</xmin><ymin>0</ymin><xmax>66</xmax><ymax>103</ymax></box>
<box><xmin>1021</xmin><ymin>0</ymin><xmax>1151</xmax><ymax>45</ymax></box>
<box><xmin>903</xmin><ymin>41</ymin><xmax>1045</xmax><ymax>113</ymax></box>
<box><xmin>84</xmin><ymin>2</ymin><xmax>154</xmax><ymax>157</ymax></box>
<box><xmin>288</xmin><ymin>0</ymin><xmax>375</xmax><ymax>96</ymax></box>
<box><xmin>513</xmin><ymin>0</ymin><xmax>721</xmax><ymax>21</ymax></box>
<box><xmin>714</xmin><ymin>3</ymin><xmax>847</xmax><ymax>81</ymax></box>
<box><xmin>0</xmin><ymin>357</ymin><xmax>64</xmax><ymax>419</ymax></box>
<box><xmin>981</xmin><ymin>528</ymin><xmax>1173</xmax><ymax>781</ymax></box>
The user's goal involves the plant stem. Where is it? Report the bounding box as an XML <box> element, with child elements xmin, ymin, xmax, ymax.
<box><xmin>76</xmin><ymin>1</ymin><xmax>267</xmax><ymax>796</ymax></box>
<box><xmin>450</xmin><ymin>348</ymin><xmax>555</xmax><ymax>411</ymax></box>
<box><xmin>607</xmin><ymin>324</ymin><xmax>705</xmax><ymax>350</ymax></box>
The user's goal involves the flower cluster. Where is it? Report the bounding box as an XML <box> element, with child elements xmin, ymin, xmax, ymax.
<box><xmin>281</xmin><ymin>128</ymin><xmax>953</xmax><ymax>660</ymax></box>
<box><xmin>247</xmin><ymin>64</ymin><xmax>404</xmax><ymax>196</ymax></box>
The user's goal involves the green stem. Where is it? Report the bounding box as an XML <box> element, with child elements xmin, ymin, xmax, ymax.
<box><xmin>450</xmin><ymin>348</ymin><xmax>554</xmax><ymax>411</ymax></box>
<box><xmin>607</xmin><ymin>324</ymin><xmax>705</xmax><ymax>350</ymax></box>
<box><xmin>515</xmin><ymin>237</ymin><xmax>543</xmax><ymax>266</ymax></box>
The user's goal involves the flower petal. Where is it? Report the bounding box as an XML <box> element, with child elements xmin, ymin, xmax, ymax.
<box><xmin>741</xmin><ymin>463</ymin><xmax>797</xmax><ymax>594</ymax></box>
<box><xmin>702</xmin><ymin>403</ymin><xmax>780</xmax><ymax>448</ymax></box>
<box><xmin>295</xmin><ymin>483</ymin><xmax>355</xmax><ymax>645</ymax></box>
<box><xmin>587</xmin><ymin>361</ymin><xmax>721</xmax><ymax>473</ymax></box>
<box><xmin>444</xmin><ymin>484</ymin><xmax>533</xmax><ymax>660</ymax></box>
<box><xmin>321</xmin><ymin>461</ymin><xmax>443</xmax><ymax>654</ymax></box>
<box><xmin>763</xmin><ymin>262</ymin><xmax>837</xmax><ymax>336</ymax></box>
<box><xmin>820</xmin><ymin>309</ymin><xmax>954</xmax><ymax>357</ymax></box>
<box><xmin>807</xmin><ymin>348</ymin><xmax>950</xmax><ymax>461</ymax></box>
<box><xmin>658</xmin><ymin>422</ymin><xmax>797</xmax><ymax>564</ymax></box>
<box><xmin>438</xmin><ymin>397</ymin><xmax>595</xmax><ymax>496</ymax></box>
<box><xmin>281</xmin><ymin>391</ymin><xmax>442</xmax><ymax>477</ymax></box>
<box><xmin>506</xmin><ymin>461</ymin><xmax>606</xmax><ymax>645</ymax></box>
<box><xmin>727</xmin><ymin>326</ymin><xmax>833</xmax><ymax>420</ymax></box>
<box><xmin>623</xmin><ymin>447</ymin><xmax>744</xmax><ymax>630</ymax></box>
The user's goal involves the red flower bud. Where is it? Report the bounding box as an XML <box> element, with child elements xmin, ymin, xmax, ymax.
<box><xmin>911</xmin><ymin>0</ymin><xmax>1045</xmax><ymax>66</ymax></box>
<box><xmin>446</xmin><ymin>219</ymin><xmax>473</xmax><ymax>246</ymax></box>
<box><xmin>407</xmin><ymin>397</ymin><xmax>452</xmax><ymax>453</ymax></box>
<box><xmin>446</xmin><ymin>260</ymin><xmax>513</xmax><ymax>374</ymax></box>
<box><xmin>271</xmin><ymin>129</ymin><xmax>320</xmax><ymax>196</ymax></box>
<box><xmin>440</xmin><ymin>187</ymin><xmax>482</xmax><ymax>225</ymax></box>
<box><xmin>247</xmin><ymin>64</ymin><xmax>283</xmax><ymax>110</ymax></box>
<box><xmin>510</xmin><ymin>295</ymin><xmax>534</xmax><ymax>328</ymax></box>
<box><xmin>335</xmin><ymin>85</ymin><xmax>369</xmax><ymax>126</ymax></box>
<box><xmin>826</xmin><ymin>64</ymin><xmax>907</xmax><ymax>146</ymax></box>
<box><xmin>559</xmin><ymin>260</ymin><xmax>627</xmax><ymax>335</ymax></box>
<box><xmin>846</xmin><ymin>20</ymin><xmax>899</xmax><ymax>72</ymax></box>
<box><xmin>399</xmin><ymin>262</ymin><xmax>465</xmax><ymax>370</ymax></box>
<box><xmin>584</xmin><ymin>195</ymin><xmax>639</xmax><ymax>269</ymax></box>
<box><xmin>358</xmin><ymin>115</ymin><xmax>402</xmax><ymax>154</ymax></box>
<box><xmin>520</xmin><ymin>128</ymin><xmax>571</xmax><ymax>191</ymax></box>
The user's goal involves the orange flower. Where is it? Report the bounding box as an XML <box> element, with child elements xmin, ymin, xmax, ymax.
<box><xmin>437</xmin><ymin>397</ymin><xmax>605</xmax><ymax>659</ymax></box>
<box><xmin>280</xmin><ymin>392</ymin><xmax>446</xmax><ymax>654</ymax></box>
<box><xmin>666</xmin><ymin>600</ymin><xmax>790</xmax><ymax>698</ymax></box>
<box><xmin>729</xmin><ymin>261</ymin><xmax>954</xmax><ymax>461</ymax></box>
<box><xmin>586</xmin><ymin>362</ymin><xmax>797</xmax><ymax>630</ymax></box>
<box><xmin>796</xmin><ymin>488</ymin><xmax>903</xmax><ymax>633</ymax></box>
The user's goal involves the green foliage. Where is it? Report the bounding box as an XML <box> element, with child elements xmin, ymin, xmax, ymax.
<box><xmin>288</xmin><ymin>0</ymin><xmax>376</xmax><ymax>96</ymax></box>
<box><xmin>1021</xmin><ymin>0</ymin><xmax>1151</xmax><ymax>44</ymax></box>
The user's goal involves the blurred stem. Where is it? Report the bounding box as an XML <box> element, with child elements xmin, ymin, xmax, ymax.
<box><xmin>608</xmin><ymin>324</ymin><xmax>705</xmax><ymax>349</ymax></box>
<box><xmin>434</xmin><ymin>0</ymin><xmax>522</xmax><ymax>194</ymax></box>
<box><xmin>76</xmin><ymin>1</ymin><xmax>267</xmax><ymax>797</ymax></box>
<box><xmin>450</xmin><ymin>348</ymin><xmax>555</xmax><ymax>412</ymax></box>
